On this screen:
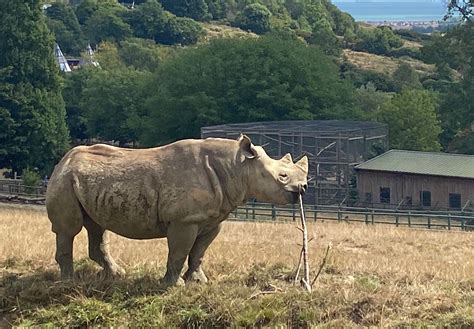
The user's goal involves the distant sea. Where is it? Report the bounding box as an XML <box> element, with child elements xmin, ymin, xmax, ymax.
<box><xmin>333</xmin><ymin>2</ymin><xmax>447</xmax><ymax>21</ymax></box>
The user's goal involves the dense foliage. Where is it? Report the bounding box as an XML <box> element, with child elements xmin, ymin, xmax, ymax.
<box><xmin>140</xmin><ymin>36</ymin><xmax>359</xmax><ymax>145</ymax></box>
<box><xmin>0</xmin><ymin>0</ymin><xmax>69</xmax><ymax>174</ymax></box>
<box><xmin>1</xmin><ymin>0</ymin><xmax>473</xmax><ymax>176</ymax></box>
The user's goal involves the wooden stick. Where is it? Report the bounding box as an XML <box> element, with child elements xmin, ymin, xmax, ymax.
<box><xmin>298</xmin><ymin>194</ymin><xmax>311</xmax><ymax>293</ymax></box>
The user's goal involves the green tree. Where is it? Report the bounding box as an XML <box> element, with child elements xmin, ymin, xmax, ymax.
<box><xmin>163</xmin><ymin>16</ymin><xmax>204</xmax><ymax>45</ymax></box>
<box><xmin>234</xmin><ymin>3</ymin><xmax>272</xmax><ymax>34</ymax></box>
<box><xmin>125</xmin><ymin>0</ymin><xmax>203</xmax><ymax>45</ymax></box>
<box><xmin>355</xmin><ymin>82</ymin><xmax>391</xmax><ymax>120</ymax></box>
<box><xmin>46</xmin><ymin>3</ymin><xmax>87</xmax><ymax>55</ymax></box>
<box><xmin>80</xmin><ymin>67</ymin><xmax>151</xmax><ymax>145</ymax></box>
<box><xmin>392</xmin><ymin>63</ymin><xmax>422</xmax><ymax>92</ymax></box>
<box><xmin>0</xmin><ymin>0</ymin><xmax>69</xmax><ymax>174</ymax></box>
<box><xmin>118</xmin><ymin>38</ymin><xmax>174</xmax><ymax>71</ymax></box>
<box><xmin>354</xmin><ymin>26</ymin><xmax>403</xmax><ymax>55</ymax></box>
<box><xmin>62</xmin><ymin>68</ymin><xmax>94</xmax><ymax>142</ymax></box>
<box><xmin>140</xmin><ymin>36</ymin><xmax>359</xmax><ymax>145</ymax></box>
<box><xmin>84</xmin><ymin>7</ymin><xmax>132</xmax><ymax>45</ymax></box>
<box><xmin>306</xmin><ymin>17</ymin><xmax>341</xmax><ymax>56</ymax></box>
<box><xmin>160</xmin><ymin>0</ymin><xmax>211</xmax><ymax>21</ymax></box>
<box><xmin>422</xmin><ymin>22</ymin><xmax>473</xmax><ymax>147</ymax></box>
<box><xmin>377</xmin><ymin>90</ymin><xmax>441</xmax><ymax>151</ymax></box>
<box><xmin>124</xmin><ymin>0</ymin><xmax>168</xmax><ymax>40</ymax></box>
<box><xmin>75</xmin><ymin>0</ymin><xmax>121</xmax><ymax>25</ymax></box>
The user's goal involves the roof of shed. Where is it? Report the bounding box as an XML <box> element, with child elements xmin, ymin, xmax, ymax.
<box><xmin>355</xmin><ymin>150</ymin><xmax>474</xmax><ymax>179</ymax></box>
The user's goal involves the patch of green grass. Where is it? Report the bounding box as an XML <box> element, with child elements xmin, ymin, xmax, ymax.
<box><xmin>1</xmin><ymin>262</ymin><xmax>472</xmax><ymax>327</ymax></box>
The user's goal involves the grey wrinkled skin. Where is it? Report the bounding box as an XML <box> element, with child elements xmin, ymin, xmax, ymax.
<box><xmin>46</xmin><ymin>135</ymin><xmax>308</xmax><ymax>286</ymax></box>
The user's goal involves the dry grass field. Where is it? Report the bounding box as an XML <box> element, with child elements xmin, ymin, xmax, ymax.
<box><xmin>343</xmin><ymin>49</ymin><xmax>436</xmax><ymax>77</ymax></box>
<box><xmin>1</xmin><ymin>204</ymin><xmax>473</xmax><ymax>327</ymax></box>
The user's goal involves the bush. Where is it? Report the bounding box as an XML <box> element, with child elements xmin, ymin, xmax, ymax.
<box><xmin>22</xmin><ymin>168</ymin><xmax>41</xmax><ymax>194</ymax></box>
<box><xmin>353</xmin><ymin>26</ymin><xmax>403</xmax><ymax>55</ymax></box>
<box><xmin>233</xmin><ymin>3</ymin><xmax>272</xmax><ymax>34</ymax></box>
<box><xmin>163</xmin><ymin>16</ymin><xmax>204</xmax><ymax>45</ymax></box>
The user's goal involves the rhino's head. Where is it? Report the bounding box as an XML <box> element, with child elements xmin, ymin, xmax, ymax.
<box><xmin>239</xmin><ymin>135</ymin><xmax>309</xmax><ymax>205</ymax></box>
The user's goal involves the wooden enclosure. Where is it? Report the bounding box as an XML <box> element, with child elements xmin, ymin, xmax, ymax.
<box><xmin>355</xmin><ymin>150</ymin><xmax>474</xmax><ymax>210</ymax></box>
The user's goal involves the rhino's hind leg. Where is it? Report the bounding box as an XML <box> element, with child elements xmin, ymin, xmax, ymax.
<box><xmin>184</xmin><ymin>224</ymin><xmax>221</xmax><ymax>283</ymax></box>
<box><xmin>83</xmin><ymin>217</ymin><xmax>125</xmax><ymax>278</ymax></box>
<box><xmin>163</xmin><ymin>223</ymin><xmax>199</xmax><ymax>287</ymax></box>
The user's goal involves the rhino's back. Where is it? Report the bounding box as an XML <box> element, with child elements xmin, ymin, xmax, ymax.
<box><xmin>47</xmin><ymin>139</ymin><xmax>241</xmax><ymax>237</ymax></box>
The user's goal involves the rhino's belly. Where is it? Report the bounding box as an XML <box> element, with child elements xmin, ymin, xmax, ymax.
<box><xmin>105</xmin><ymin>220</ymin><xmax>169</xmax><ymax>240</ymax></box>
<box><xmin>77</xmin><ymin>180</ymin><xmax>166</xmax><ymax>239</ymax></box>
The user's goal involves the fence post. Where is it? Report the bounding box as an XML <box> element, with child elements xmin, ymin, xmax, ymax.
<box><xmin>371</xmin><ymin>210</ymin><xmax>375</xmax><ymax>225</ymax></box>
<box><xmin>246</xmin><ymin>205</ymin><xmax>249</xmax><ymax>219</ymax></box>
<box><xmin>461</xmin><ymin>212</ymin><xmax>465</xmax><ymax>231</ymax></box>
<box><xmin>314</xmin><ymin>205</ymin><xmax>317</xmax><ymax>222</ymax></box>
<box><xmin>272</xmin><ymin>204</ymin><xmax>276</xmax><ymax>220</ymax></box>
<box><xmin>337</xmin><ymin>207</ymin><xmax>342</xmax><ymax>222</ymax></box>
<box><xmin>252</xmin><ymin>202</ymin><xmax>256</xmax><ymax>220</ymax></box>
<box><xmin>292</xmin><ymin>204</ymin><xmax>296</xmax><ymax>221</ymax></box>
<box><xmin>395</xmin><ymin>214</ymin><xmax>399</xmax><ymax>227</ymax></box>
<box><xmin>427</xmin><ymin>214</ymin><xmax>431</xmax><ymax>229</ymax></box>
<box><xmin>365</xmin><ymin>208</ymin><xmax>369</xmax><ymax>225</ymax></box>
<box><xmin>408</xmin><ymin>211</ymin><xmax>411</xmax><ymax>227</ymax></box>
<box><xmin>448</xmin><ymin>213</ymin><xmax>451</xmax><ymax>230</ymax></box>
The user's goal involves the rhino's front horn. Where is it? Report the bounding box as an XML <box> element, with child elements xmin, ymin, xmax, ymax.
<box><xmin>296</xmin><ymin>156</ymin><xmax>308</xmax><ymax>172</ymax></box>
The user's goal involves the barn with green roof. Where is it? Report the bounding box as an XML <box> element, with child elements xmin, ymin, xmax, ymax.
<box><xmin>355</xmin><ymin>150</ymin><xmax>474</xmax><ymax>210</ymax></box>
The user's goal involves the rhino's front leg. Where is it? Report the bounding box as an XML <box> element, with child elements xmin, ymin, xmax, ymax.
<box><xmin>184</xmin><ymin>223</ymin><xmax>221</xmax><ymax>283</ymax></box>
<box><xmin>162</xmin><ymin>222</ymin><xmax>198</xmax><ymax>287</ymax></box>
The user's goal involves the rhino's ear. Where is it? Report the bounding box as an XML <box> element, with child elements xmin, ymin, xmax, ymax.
<box><xmin>239</xmin><ymin>134</ymin><xmax>257</xmax><ymax>159</ymax></box>
<box><xmin>281</xmin><ymin>153</ymin><xmax>292</xmax><ymax>163</ymax></box>
<box><xmin>296</xmin><ymin>155</ymin><xmax>308</xmax><ymax>173</ymax></box>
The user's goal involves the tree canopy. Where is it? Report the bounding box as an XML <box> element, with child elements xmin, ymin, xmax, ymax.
<box><xmin>0</xmin><ymin>0</ymin><xmax>69</xmax><ymax>174</ymax></box>
<box><xmin>140</xmin><ymin>35</ymin><xmax>360</xmax><ymax>145</ymax></box>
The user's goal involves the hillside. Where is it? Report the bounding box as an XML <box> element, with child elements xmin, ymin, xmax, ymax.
<box><xmin>343</xmin><ymin>49</ymin><xmax>435</xmax><ymax>77</ymax></box>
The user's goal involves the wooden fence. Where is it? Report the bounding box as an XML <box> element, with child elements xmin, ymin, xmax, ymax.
<box><xmin>231</xmin><ymin>202</ymin><xmax>474</xmax><ymax>231</ymax></box>
<box><xmin>0</xmin><ymin>179</ymin><xmax>46</xmax><ymax>199</ymax></box>
<box><xmin>1</xmin><ymin>179</ymin><xmax>473</xmax><ymax>231</ymax></box>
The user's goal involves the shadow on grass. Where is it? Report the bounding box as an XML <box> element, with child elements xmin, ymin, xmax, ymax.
<box><xmin>0</xmin><ymin>258</ymin><xmax>169</xmax><ymax>325</ymax></box>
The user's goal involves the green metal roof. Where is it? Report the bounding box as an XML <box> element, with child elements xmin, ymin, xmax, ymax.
<box><xmin>355</xmin><ymin>150</ymin><xmax>474</xmax><ymax>179</ymax></box>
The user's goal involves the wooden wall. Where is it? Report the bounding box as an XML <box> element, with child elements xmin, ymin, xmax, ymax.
<box><xmin>356</xmin><ymin>170</ymin><xmax>474</xmax><ymax>209</ymax></box>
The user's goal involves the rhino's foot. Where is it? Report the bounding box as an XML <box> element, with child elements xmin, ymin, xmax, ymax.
<box><xmin>183</xmin><ymin>268</ymin><xmax>208</xmax><ymax>284</ymax></box>
<box><xmin>160</xmin><ymin>275</ymin><xmax>185</xmax><ymax>288</ymax></box>
<box><xmin>98</xmin><ymin>266</ymin><xmax>126</xmax><ymax>280</ymax></box>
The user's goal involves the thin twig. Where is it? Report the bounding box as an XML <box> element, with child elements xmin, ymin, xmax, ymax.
<box><xmin>293</xmin><ymin>248</ymin><xmax>303</xmax><ymax>285</ymax></box>
<box><xmin>311</xmin><ymin>243</ymin><xmax>332</xmax><ymax>288</ymax></box>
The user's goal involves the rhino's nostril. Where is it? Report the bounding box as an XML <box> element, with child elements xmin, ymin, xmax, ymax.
<box><xmin>299</xmin><ymin>184</ymin><xmax>308</xmax><ymax>194</ymax></box>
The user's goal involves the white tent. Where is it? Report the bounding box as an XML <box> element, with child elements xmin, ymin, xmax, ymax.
<box><xmin>79</xmin><ymin>44</ymin><xmax>100</xmax><ymax>67</ymax></box>
<box><xmin>54</xmin><ymin>43</ymin><xmax>71</xmax><ymax>72</ymax></box>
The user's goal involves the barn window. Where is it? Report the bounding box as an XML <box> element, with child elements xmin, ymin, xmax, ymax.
<box><xmin>365</xmin><ymin>192</ymin><xmax>372</xmax><ymax>203</ymax></box>
<box><xmin>449</xmin><ymin>193</ymin><xmax>461</xmax><ymax>209</ymax></box>
<box><xmin>420</xmin><ymin>190</ymin><xmax>431</xmax><ymax>207</ymax></box>
<box><xmin>380</xmin><ymin>187</ymin><xmax>390</xmax><ymax>204</ymax></box>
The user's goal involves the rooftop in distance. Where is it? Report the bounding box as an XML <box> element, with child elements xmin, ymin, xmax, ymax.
<box><xmin>355</xmin><ymin>150</ymin><xmax>474</xmax><ymax>179</ymax></box>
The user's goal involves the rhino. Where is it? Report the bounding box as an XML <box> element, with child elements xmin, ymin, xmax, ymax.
<box><xmin>46</xmin><ymin>135</ymin><xmax>308</xmax><ymax>286</ymax></box>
